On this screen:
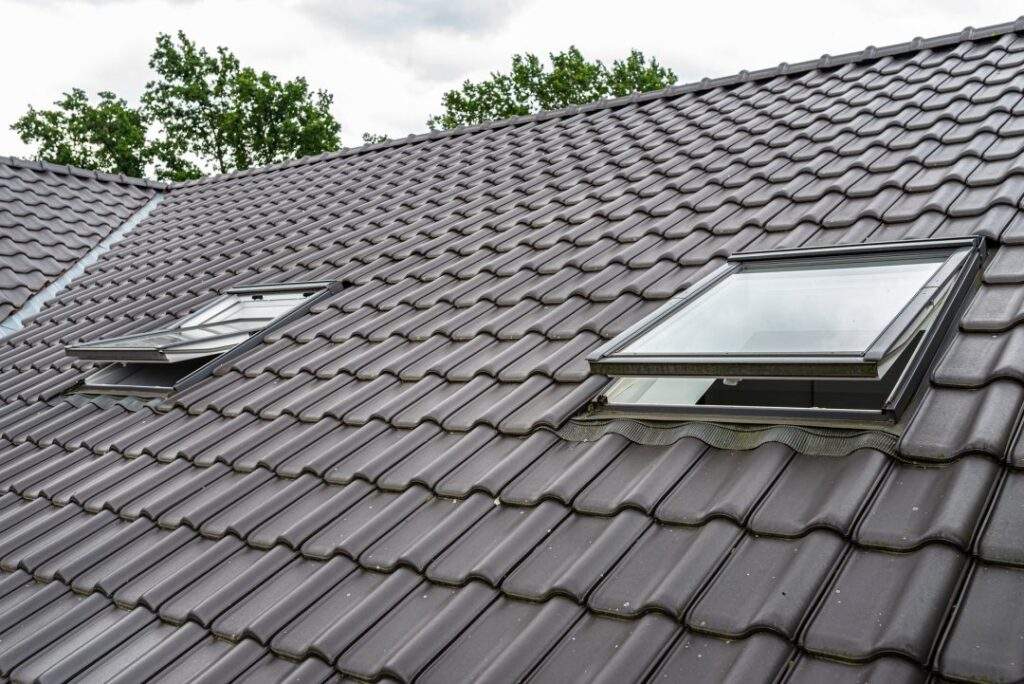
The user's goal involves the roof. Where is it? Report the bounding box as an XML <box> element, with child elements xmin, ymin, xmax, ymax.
<box><xmin>0</xmin><ymin>156</ymin><xmax>163</xmax><ymax>325</ymax></box>
<box><xmin>0</xmin><ymin>18</ymin><xmax>1024</xmax><ymax>683</ymax></box>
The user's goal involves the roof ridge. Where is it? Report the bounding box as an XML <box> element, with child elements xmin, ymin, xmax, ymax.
<box><xmin>0</xmin><ymin>155</ymin><xmax>167</xmax><ymax>191</ymax></box>
<box><xmin>173</xmin><ymin>15</ymin><xmax>1024</xmax><ymax>189</ymax></box>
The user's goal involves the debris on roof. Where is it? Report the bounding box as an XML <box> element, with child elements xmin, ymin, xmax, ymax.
<box><xmin>1</xmin><ymin>18</ymin><xmax>1024</xmax><ymax>683</ymax></box>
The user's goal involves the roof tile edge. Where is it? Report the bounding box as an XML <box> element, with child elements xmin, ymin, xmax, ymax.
<box><xmin>0</xmin><ymin>156</ymin><xmax>167</xmax><ymax>191</ymax></box>
<box><xmin>174</xmin><ymin>16</ymin><xmax>1024</xmax><ymax>189</ymax></box>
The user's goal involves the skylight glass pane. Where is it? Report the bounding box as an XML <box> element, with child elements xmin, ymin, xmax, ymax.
<box><xmin>67</xmin><ymin>284</ymin><xmax>326</xmax><ymax>364</ymax></box>
<box><xmin>624</xmin><ymin>256</ymin><xmax>943</xmax><ymax>356</ymax></box>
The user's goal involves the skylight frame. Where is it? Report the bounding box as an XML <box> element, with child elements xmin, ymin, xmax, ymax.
<box><xmin>66</xmin><ymin>282</ymin><xmax>334</xmax><ymax>364</ymax></box>
<box><xmin>588</xmin><ymin>237</ymin><xmax>984</xmax><ymax>380</ymax></box>
<box><xmin>586</xmin><ymin>236</ymin><xmax>986</xmax><ymax>425</ymax></box>
<box><xmin>67</xmin><ymin>280</ymin><xmax>343</xmax><ymax>397</ymax></box>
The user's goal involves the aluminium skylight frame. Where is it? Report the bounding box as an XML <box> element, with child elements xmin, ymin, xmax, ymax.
<box><xmin>67</xmin><ymin>282</ymin><xmax>334</xmax><ymax>364</ymax></box>
<box><xmin>588</xmin><ymin>237</ymin><xmax>984</xmax><ymax>380</ymax></box>
<box><xmin>68</xmin><ymin>280</ymin><xmax>343</xmax><ymax>397</ymax></box>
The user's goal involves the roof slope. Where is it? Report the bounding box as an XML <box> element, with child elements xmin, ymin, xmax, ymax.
<box><xmin>0</xmin><ymin>157</ymin><xmax>162</xmax><ymax>323</ymax></box>
<box><xmin>0</xmin><ymin>20</ymin><xmax>1023</xmax><ymax>683</ymax></box>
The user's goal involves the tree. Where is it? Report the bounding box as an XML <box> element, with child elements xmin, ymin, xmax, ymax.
<box><xmin>12</xmin><ymin>89</ymin><xmax>149</xmax><ymax>177</ymax></box>
<box><xmin>143</xmin><ymin>32</ymin><xmax>341</xmax><ymax>180</ymax></box>
<box><xmin>11</xmin><ymin>32</ymin><xmax>342</xmax><ymax>181</ymax></box>
<box><xmin>361</xmin><ymin>132</ymin><xmax>391</xmax><ymax>145</ymax></box>
<box><xmin>427</xmin><ymin>47</ymin><xmax>677</xmax><ymax>130</ymax></box>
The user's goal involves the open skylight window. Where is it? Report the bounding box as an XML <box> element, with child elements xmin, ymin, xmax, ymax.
<box><xmin>588</xmin><ymin>237</ymin><xmax>984</xmax><ymax>423</ymax></box>
<box><xmin>66</xmin><ymin>281</ymin><xmax>335</xmax><ymax>397</ymax></box>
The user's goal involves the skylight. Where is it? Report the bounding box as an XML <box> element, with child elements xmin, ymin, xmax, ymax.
<box><xmin>66</xmin><ymin>282</ymin><xmax>333</xmax><ymax>396</ymax></box>
<box><xmin>589</xmin><ymin>237</ymin><xmax>984</xmax><ymax>423</ymax></box>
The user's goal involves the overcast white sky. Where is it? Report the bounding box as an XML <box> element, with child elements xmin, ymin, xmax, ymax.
<box><xmin>1</xmin><ymin>0</ymin><xmax>1021</xmax><ymax>155</ymax></box>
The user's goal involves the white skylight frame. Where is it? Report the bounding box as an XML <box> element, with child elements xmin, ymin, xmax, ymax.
<box><xmin>587</xmin><ymin>237</ymin><xmax>986</xmax><ymax>423</ymax></box>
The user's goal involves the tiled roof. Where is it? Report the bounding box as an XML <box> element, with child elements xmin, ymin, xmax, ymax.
<box><xmin>1</xmin><ymin>18</ymin><xmax>1024</xmax><ymax>683</ymax></box>
<box><xmin>0</xmin><ymin>157</ymin><xmax>163</xmax><ymax>324</ymax></box>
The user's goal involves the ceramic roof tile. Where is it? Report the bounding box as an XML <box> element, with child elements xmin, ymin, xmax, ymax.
<box><xmin>802</xmin><ymin>544</ymin><xmax>967</xmax><ymax>662</ymax></box>
<box><xmin>689</xmin><ymin>530</ymin><xmax>846</xmax><ymax>638</ymax></box>
<box><xmin>0</xmin><ymin>158</ymin><xmax>160</xmax><ymax>323</ymax></box>
<box><xmin>588</xmin><ymin>518</ymin><xmax>741</xmax><ymax>618</ymax></box>
<box><xmin>1</xmin><ymin>21</ymin><xmax>1024</xmax><ymax>682</ymax></box>
<box><xmin>649</xmin><ymin>630</ymin><xmax>793</xmax><ymax>682</ymax></box>
<box><xmin>655</xmin><ymin>442</ymin><xmax>793</xmax><ymax>524</ymax></box>
<box><xmin>938</xmin><ymin>563</ymin><xmax>1024</xmax><ymax>682</ymax></box>
<box><xmin>854</xmin><ymin>455</ymin><xmax>999</xmax><ymax>549</ymax></box>
<box><xmin>749</xmin><ymin>449</ymin><xmax>888</xmax><ymax>536</ymax></box>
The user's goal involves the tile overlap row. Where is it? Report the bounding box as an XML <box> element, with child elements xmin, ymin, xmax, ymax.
<box><xmin>3</xmin><ymin>21</ymin><xmax>1024</xmax><ymax>683</ymax></box>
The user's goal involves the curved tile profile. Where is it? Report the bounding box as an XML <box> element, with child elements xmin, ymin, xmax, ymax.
<box><xmin>0</xmin><ymin>19</ymin><xmax>1023</xmax><ymax>684</ymax></box>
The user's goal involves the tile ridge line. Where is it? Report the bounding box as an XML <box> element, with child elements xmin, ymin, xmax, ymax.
<box><xmin>174</xmin><ymin>17</ymin><xmax>1024</xmax><ymax>189</ymax></box>
<box><xmin>0</xmin><ymin>155</ymin><xmax>166</xmax><ymax>191</ymax></box>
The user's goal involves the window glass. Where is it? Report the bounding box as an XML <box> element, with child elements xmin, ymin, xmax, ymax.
<box><xmin>624</xmin><ymin>256</ymin><xmax>943</xmax><ymax>356</ymax></box>
<box><xmin>606</xmin><ymin>335</ymin><xmax>915</xmax><ymax>412</ymax></box>
<box><xmin>68</xmin><ymin>287</ymin><xmax>321</xmax><ymax>363</ymax></box>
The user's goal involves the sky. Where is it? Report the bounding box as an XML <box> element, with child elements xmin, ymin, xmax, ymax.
<box><xmin>1</xmin><ymin>0</ymin><xmax>1021</xmax><ymax>155</ymax></box>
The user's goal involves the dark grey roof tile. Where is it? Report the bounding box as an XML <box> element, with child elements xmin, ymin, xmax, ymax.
<box><xmin>690</xmin><ymin>530</ymin><xmax>845</xmax><ymax>638</ymax></box>
<box><xmin>360</xmin><ymin>492</ymin><xmax>493</xmax><ymax>573</ymax></box>
<box><xmin>855</xmin><ymin>456</ymin><xmax>999</xmax><ymax>550</ymax></box>
<box><xmin>435</xmin><ymin>430</ymin><xmax>557</xmax><ymax>498</ymax></box>
<box><xmin>323</xmin><ymin>423</ymin><xmax>440</xmax><ymax>485</ymax></box>
<box><xmin>243</xmin><ymin>554</ymin><xmax>357</xmax><ymax>646</ymax></box>
<box><xmin>210</xmin><ymin>555</ymin><xmax>330</xmax><ymax>642</ymax></box>
<box><xmin>145</xmin><ymin>538</ymin><xmax>256</xmax><ymax>619</ymax></box>
<box><xmin>961</xmin><ymin>282</ymin><xmax>1024</xmax><ymax>331</ymax></box>
<box><xmin>899</xmin><ymin>381</ymin><xmax>1024</xmax><ymax>461</ymax></box>
<box><xmin>299</xmin><ymin>486</ymin><xmax>432</xmax><ymax>560</ymax></box>
<box><xmin>937</xmin><ymin>563</ymin><xmax>1024</xmax><ymax>682</ymax></box>
<box><xmin>588</xmin><ymin>518</ymin><xmax>740</xmax><ymax>618</ymax></box>
<box><xmin>649</xmin><ymin>631</ymin><xmax>792</xmax><ymax>682</ymax></box>
<box><xmin>336</xmin><ymin>580</ymin><xmax>495</xmax><ymax>681</ymax></box>
<box><xmin>426</xmin><ymin>499</ymin><xmax>569</xmax><ymax>586</ymax></box>
<box><xmin>529</xmin><ymin>611</ymin><xmax>681</xmax><ymax>683</ymax></box>
<box><xmin>656</xmin><ymin>442</ymin><xmax>793</xmax><ymax>524</ymax></box>
<box><xmin>376</xmin><ymin>425</ymin><xmax>497</xmax><ymax>491</ymax></box>
<box><xmin>802</xmin><ymin>544</ymin><xmax>967</xmax><ymax>662</ymax></box>
<box><xmin>417</xmin><ymin>596</ymin><xmax>582</xmax><ymax>684</ymax></box>
<box><xmin>0</xmin><ymin>590</ymin><xmax>112</xmax><ymax>679</ymax></box>
<box><xmin>786</xmin><ymin>654</ymin><xmax>925</xmax><ymax>684</ymax></box>
<box><xmin>750</xmin><ymin>449</ymin><xmax>888</xmax><ymax>536</ymax></box>
<box><xmin>271</xmin><ymin>567</ymin><xmax>419</xmax><ymax>661</ymax></box>
<box><xmin>500</xmin><ymin>433</ymin><xmax>630</xmax><ymax>506</ymax></box>
<box><xmin>977</xmin><ymin>469</ymin><xmax>1024</xmax><ymax>564</ymax></box>
<box><xmin>933</xmin><ymin>329</ymin><xmax>1024</xmax><ymax>386</ymax></box>
<box><xmin>36</xmin><ymin>517</ymin><xmax>154</xmax><ymax>584</ymax></box>
<box><xmin>71</xmin><ymin>526</ymin><xmax>194</xmax><ymax>595</ymax></box>
<box><xmin>110</xmin><ymin>535</ymin><xmax>220</xmax><ymax>609</ymax></box>
<box><xmin>574</xmin><ymin>438</ymin><xmax>707</xmax><ymax>515</ymax></box>
<box><xmin>502</xmin><ymin>509</ymin><xmax>648</xmax><ymax>601</ymax></box>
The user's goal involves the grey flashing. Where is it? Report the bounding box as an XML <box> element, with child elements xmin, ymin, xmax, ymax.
<box><xmin>0</xmin><ymin>193</ymin><xmax>163</xmax><ymax>339</ymax></box>
<box><xmin>557</xmin><ymin>418</ymin><xmax>900</xmax><ymax>458</ymax></box>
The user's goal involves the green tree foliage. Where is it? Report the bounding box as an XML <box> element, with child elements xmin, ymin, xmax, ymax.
<box><xmin>11</xmin><ymin>89</ymin><xmax>149</xmax><ymax>177</ymax></box>
<box><xmin>361</xmin><ymin>132</ymin><xmax>392</xmax><ymax>145</ymax></box>
<box><xmin>143</xmin><ymin>32</ymin><xmax>341</xmax><ymax>180</ymax></box>
<box><xmin>12</xmin><ymin>32</ymin><xmax>341</xmax><ymax>181</ymax></box>
<box><xmin>427</xmin><ymin>47</ymin><xmax>676</xmax><ymax>130</ymax></box>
